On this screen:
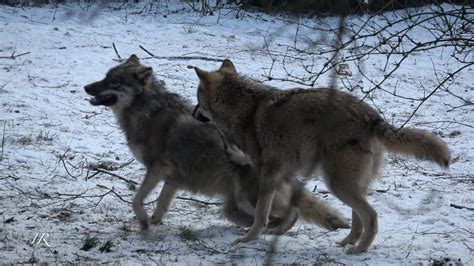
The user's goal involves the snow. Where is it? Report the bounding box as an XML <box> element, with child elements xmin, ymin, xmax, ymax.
<box><xmin>0</xmin><ymin>2</ymin><xmax>472</xmax><ymax>264</ymax></box>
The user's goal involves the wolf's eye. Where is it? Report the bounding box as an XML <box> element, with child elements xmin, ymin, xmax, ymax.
<box><xmin>109</xmin><ymin>81</ymin><xmax>121</xmax><ymax>88</ymax></box>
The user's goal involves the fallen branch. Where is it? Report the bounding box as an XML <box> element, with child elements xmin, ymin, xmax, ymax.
<box><xmin>463</xmin><ymin>241</ymin><xmax>473</xmax><ymax>252</ymax></box>
<box><xmin>0</xmin><ymin>121</ymin><xmax>6</xmax><ymax>161</ymax></box>
<box><xmin>176</xmin><ymin>196</ymin><xmax>222</xmax><ymax>206</ymax></box>
<box><xmin>95</xmin><ymin>184</ymin><xmax>220</xmax><ymax>206</ymax></box>
<box><xmin>139</xmin><ymin>45</ymin><xmax>222</xmax><ymax>62</ymax></box>
<box><xmin>376</xmin><ymin>187</ymin><xmax>390</xmax><ymax>193</ymax></box>
<box><xmin>139</xmin><ymin>45</ymin><xmax>155</xmax><ymax>57</ymax></box>
<box><xmin>0</xmin><ymin>51</ymin><xmax>30</xmax><ymax>59</ymax></box>
<box><xmin>96</xmin><ymin>184</ymin><xmax>133</xmax><ymax>204</ymax></box>
<box><xmin>93</xmin><ymin>169</ymin><xmax>139</xmax><ymax>185</ymax></box>
<box><xmin>112</xmin><ymin>42</ymin><xmax>123</xmax><ymax>62</ymax></box>
<box><xmin>450</xmin><ymin>203</ymin><xmax>474</xmax><ymax>211</ymax></box>
<box><xmin>317</xmin><ymin>190</ymin><xmax>330</xmax><ymax>195</ymax></box>
<box><xmin>61</xmin><ymin>159</ymin><xmax>82</xmax><ymax>179</ymax></box>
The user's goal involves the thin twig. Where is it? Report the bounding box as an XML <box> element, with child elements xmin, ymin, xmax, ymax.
<box><xmin>176</xmin><ymin>196</ymin><xmax>222</xmax><ymax>206</ymax></box>
<box><xmin>93</xmin><ymin>169</ymin><xmax>139</xmax><ymax>185</ymax></box>
<box><xmin>450</xmin><ymin>203</ymin><xmax>474</xmax><ymax>211</ymax></box>
<box><xmin>463</xmin><ymin>241</ymin><xmax>473</xmax><ymax>252</ymax></box>
<box><xmin>376</xmin><ymin>187</ymin><xmax>390</xmax><ymax>193</ymax></box>
<box><xmin>112</xmin><ymin>42</ymin><xmax>123</xmax><ymax>62</ymax></box>
<box><xmin>139</xmin><ymin>45</ymin><xmax>222</xmax><ymax>62</ymax></box>
<box><xmin>138</xmin><ymin>45</ymin><xmax>155</xmax><ymax>57</ymax></box>
<box><xmin>96</xmin><ymin>184</ymin><xmax>133</xmax><ymax>204</ymax></box>
<box><xmin>405</xmin><ymin>225</ymin><xmax>418</xmax><ymax>259</ymax></box>
<box><xmin>0</xmin><ymin>121</ymin><xmax>6</xmax><ymax>161</ymax></box>
<box><xmin>0</xmin><ymin>51</ymin><xmax>31</xmax><ymax>59</ymax></box>
<box><xmin>415</xmin><ymin>120</ymin><xmax>474</xmax><ymax>129</ymax></box>
<box><xmin>329</xmin><ymin>14</ymin><xmax>346</xmax><ymax>90</ymax></box>
<box><xmin>399</xmin><ymin>62</ymin><xmax>473</xmax><ymax>129</ymax></box>
<box><xmin>61</xmin><ymin>159</ymin><xmax>81</xmax><ymax>179</ymax></box>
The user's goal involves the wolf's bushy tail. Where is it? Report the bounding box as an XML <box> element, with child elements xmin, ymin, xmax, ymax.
<box><xmin>293</xmin><ymin>188</ymin><xmax>350</xmax><ymax>231</ymax></box>
<box><xmin>373</xmin><ymin>121</ymin><xmax>450</xmax><ymax>167</ymax></box>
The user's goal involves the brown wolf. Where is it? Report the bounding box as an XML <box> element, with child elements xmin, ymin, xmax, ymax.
<box><xmin>84</xmin><ymin>55</ymin><xmax>349</xmax><ymax>235</ymax></box>
<box><xmin>192</xmin><ymin>60</ymin><xmax>450</xmax><ymax>253</ymax></box>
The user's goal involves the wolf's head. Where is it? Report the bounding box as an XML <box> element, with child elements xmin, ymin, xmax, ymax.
<box><xmin>192</xmin><ymin>59</ymin><xmax>238</xmax><ymax>122</ymax></box>
<box><xmin>84</xmin><ymin>55</ymin><xmax>154</xmax><ymax>111</ymax></box>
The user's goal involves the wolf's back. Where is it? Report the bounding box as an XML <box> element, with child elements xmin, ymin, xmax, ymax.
<box><xmin>373</xmin><ymin>121</ymin><xmax>450</xmax><ymax>167</ymax></box>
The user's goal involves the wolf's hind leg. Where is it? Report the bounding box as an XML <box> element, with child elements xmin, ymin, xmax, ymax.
<box><xmin>325</xmin><ymin>148</ymin><xmax>378</xmax><ymax>254</ymax></box>
<box><xmin>223</xmin><ymin>197</ymin><xmax>254</xmax><ymax>227</ymax></box>
<box><xmin>265</xmin><ymin>207</ymin><xmax>298</xmax><ymax>235</ymax></box>
<box><xmin>133</xmin><ymin>170</ymin><xmax>161</xmax><ymax>231</ymax></box>
<box><xmin>336</xmin><ymin>210</ymin><xmax>363</xmax><ymax>246</ymax></box>
<box><xmin>330</xmin><ymin>181</ymin><xmax>377</xmax><ymax>254</ymax></box>
<box><xmin>150</xmin><ymin>181</ymin><xmax>178</xmax><ymax>225</ymax></box>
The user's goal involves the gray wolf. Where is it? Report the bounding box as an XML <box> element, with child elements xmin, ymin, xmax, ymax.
<box><xmin>192</xmin><ymin>59</ymin><xmax>450</xmax><ymax>253</ymax></box>
<box><xmin>84</xmin><ymin>55</ymin><xmax>349</xmax><ymax>235</ymax></box>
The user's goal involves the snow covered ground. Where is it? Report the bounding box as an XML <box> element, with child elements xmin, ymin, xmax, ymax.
<box><xmin>0</xmin><ymin>2</ymin><xmax>472</xmax><ymax>264</ymax></box>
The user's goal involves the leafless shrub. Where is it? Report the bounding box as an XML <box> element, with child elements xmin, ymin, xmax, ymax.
<box><xmin>264</xmin><ymin>2</ymin><xmax>473</xmax><ymax>128</ymax></box>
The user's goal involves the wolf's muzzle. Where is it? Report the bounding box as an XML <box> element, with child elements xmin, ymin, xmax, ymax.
<box><xmin>84</xmin><ymin>83</ymin><xmax>99</xmax><ymax>96</ymax></box>
<box><xmin>192</xmin><ymin>104</ymin><xmax>210</xmax><ymax>123</ymax></box>
<box><xmin>84</xmin><ymin>82</ymin><xmax>118</xmax><ymax>106</ymax></box>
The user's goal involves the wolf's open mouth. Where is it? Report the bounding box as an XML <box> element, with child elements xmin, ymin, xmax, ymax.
<box><xmin>192</xmin><ymin>104</ymin><xmax>210</xmax><ymax>122</ymax></box>
<box><xmin>89</xmin><ymin>95</ymin><xmax>117</xmax><ymax>106</ymax></box>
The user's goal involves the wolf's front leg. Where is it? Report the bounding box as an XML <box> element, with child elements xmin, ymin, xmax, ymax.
<box><xmin>234</xmin><ymin>187</ymin><xmax>276</xmax><ymax>243</ymax></box>
<box><xmin>234</xmin><ymin>161</ymin><xmax>285</xmax><ymax>243</ymax></box>
<box><xmin>265</xmin><ymin>207</ymin><xmax>298</xmax><ymax>235</ymax></box>
<box><xmin>234</xmin><ymin>194</ymin><xmax>256</xmax><ymax>217</ymax></box>
<box><xmin>150</xmin><ymin>181</ymin><xmax>178</xmax><ymax>224</ymax></box>
<box><xmin>133</xmin><ymin>170</ymin><xmax>161</xmax><ymax>231</ymax></box>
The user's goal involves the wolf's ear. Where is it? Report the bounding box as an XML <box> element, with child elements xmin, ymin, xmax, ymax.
<box><xmin>219</xmin><ymin>59</ymin><xmax>236</xmax><ymax>73</ymax></box>
<box><xmin>194</xmin><ymin>67</ymin><xmax>210</xmax><ymax>82</ymax></box>
<box><xmin>135</xmin><ymin>67</ymin><xmax>153</xmax><ymax>84</ymax></box>
<box><xmin>126</xmin><ymin>54</ymin><xmax>140</xmax><ymax>65</ymax></box>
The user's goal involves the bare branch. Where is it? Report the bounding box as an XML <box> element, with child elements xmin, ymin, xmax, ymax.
<box><xmin>139</xmin><ymin>45</ymin><xmax>223</xmax><ymax>62</ymax></box>
<box><xmin>90</xmin><ymin>169</ymin><xmax>139</xmax><ymax>186</ymax></box>
<box><xmin>0</xmin><ymin>51</ymin><xmax>31</xmax><ymax>59</ymax></box>
<box><xmin>112</xmin><ymin>42</ymin><xmax>123</xmax><ymax>62</ymax></box>
<box><xmin>450</xmin><ymin>203</ymin><xmax>474</xmax><ymax>211</ymax></box>
<box><xmin>176</xmin><ymin>196</ymin><xmax>222</xmax><ymax>206</ymax></box>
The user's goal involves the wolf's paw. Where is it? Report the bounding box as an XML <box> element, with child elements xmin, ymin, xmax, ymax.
<box><xmin>336</xmin><ymin>231</ymin><xmax>361</xmax><ymax>247</ymax></box>
<box><xmin>232</xmin><ymin>237</ymin><xmax>249</xmax><ymax>245</ymax></box>
<box><xmin>233</xmin><ymin>224</ymin><xmax>263</xmax><ymax>245</ymax></box>
<box><xmin>336</xmin><ymin>240</ymin><xmax>348</xmax><ymax>247</ymax></box>
<box><xmin>345</xmin><ymin>245</ymin><xmax>367</xmax><ymax>254</ymax></box>
<box><xmin>150</xmin><ymin>215</ymin><xmax>163</xmax><ymax>225</ymax></box>
<box><xmin>139</xmin><ymin>219</ymin><xmax>150</xmax><ymax>231</ymax></box>
<box><xmin>232</xmin><ymin>238</ymin><xmax>243</xmax><ymax>245</ymax></box>
<box><xmin>336</xmin><ymin>237</ymin><xmax>358</xmax><ymax>247</ymax></box>
<box><xmin>264</xmin><ymin>226</ymin><xmax>288</xmax><ymax>236</ymax></box>
<box><xmin>232</xmin><ymin>234</ymin><xmax>256</xmax><ymax>245</ymax></box>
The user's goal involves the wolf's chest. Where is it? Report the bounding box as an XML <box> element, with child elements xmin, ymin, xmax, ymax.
<box><xmin>128</xmin><ymin>143</ymin><xmax>145</xmax><ymax>164</ymax></box>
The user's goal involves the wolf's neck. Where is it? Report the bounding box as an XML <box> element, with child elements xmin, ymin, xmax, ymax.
<box><xmin>114</xmin><ymin>87</ymin><xmax>191</xmax><ymax>144</ymax></box>
<box><xmin>210</xmin><ymin>77</ymin><xmax>271</xmax><ymax>157</ymax></box>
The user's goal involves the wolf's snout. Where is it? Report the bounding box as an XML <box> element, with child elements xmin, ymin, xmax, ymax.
<box><xmin>84</xmin><ymin>84</ymin><xmax>96</xmax><ymax>95</ymax></box>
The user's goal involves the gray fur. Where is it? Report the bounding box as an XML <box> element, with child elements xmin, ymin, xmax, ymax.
<box><xmin>193</xmin><ymin>59</ymin><xmax>450</xmax><ymax>253</ymax></box>
<box><xmin>84</xmin><ymin>55</ymin><xmax>348</xmax><ymax>233</ymax></box>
